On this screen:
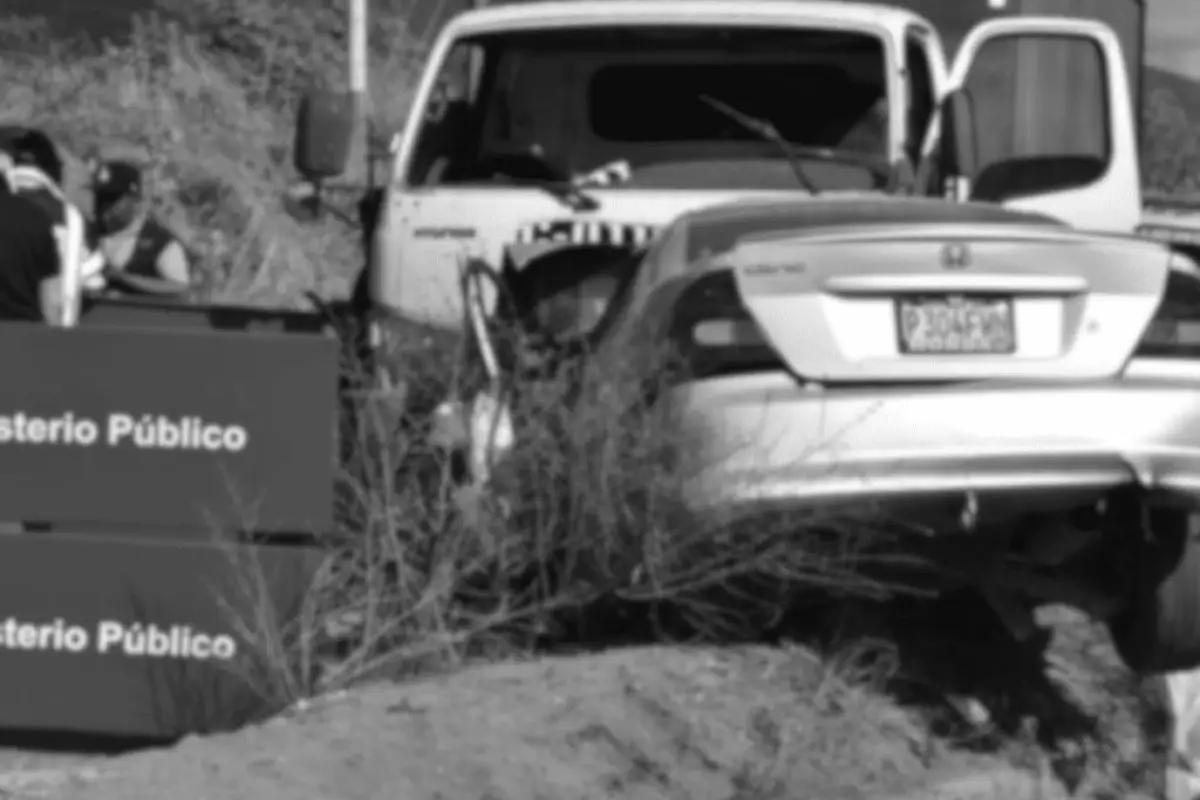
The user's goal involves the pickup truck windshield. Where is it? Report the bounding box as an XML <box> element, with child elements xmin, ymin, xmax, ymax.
<box><xmin>404</xmin><ymin>25</ymin><xmax>892</xmax><ymax>192</ymax></box>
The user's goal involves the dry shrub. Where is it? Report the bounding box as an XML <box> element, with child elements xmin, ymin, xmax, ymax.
<box><xmin>220</xmin><ymin>312</ymin><xmax>922</xmax><ymax>709</ymax></box>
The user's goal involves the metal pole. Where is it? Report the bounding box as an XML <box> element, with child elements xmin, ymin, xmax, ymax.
<box><xmin>349</xmin><ymin>0</ymin><xmax>368</xmax><ymax>98</ymax></box>
<box><xmin>348</xmin><ymin>0</ymin><xmax>372</xmax><ymax>183</ymax></box>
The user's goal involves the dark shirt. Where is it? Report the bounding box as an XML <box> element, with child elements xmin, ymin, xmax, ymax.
<box><xmin>0</xmin><ymin>184</ymin><xmax>59</xmax><ymax>321</ymax></box>
<box><xmin>86</xmin><ymin>217</ymin><xmax>178</xmax><ymax>281</ymax></box>
<box><xmin>4</xmin><ymin>167</ymin><xmax>66</xmax><ymax>227</ymax></box>
<box><xmin>14</xmin><ymin>185</ymin><xmax>64</xmax><ymax>227</ymax></box>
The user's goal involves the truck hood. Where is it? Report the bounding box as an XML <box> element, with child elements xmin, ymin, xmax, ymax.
<box><xmin>496</xmin><ymin>191</ymin><xmax>972</xmax><ymax>268</ymax></box>
<box><xmin>379</xmin><ymin>187</ymin><xmax>901</xmax><ymax>327</ymax></box>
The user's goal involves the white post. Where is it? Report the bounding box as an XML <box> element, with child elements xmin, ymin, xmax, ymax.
<box><xmin>347</xmin><ymin>0</ymin><xmax>372</xmax><ymax>183</ymax></box>
<box><xmin>349</xmin><ymin>0</ymin><xmax>368</xmax><ymax>100</ymax></box>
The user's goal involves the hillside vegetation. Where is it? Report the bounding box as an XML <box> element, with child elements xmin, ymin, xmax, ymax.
<box><xmin>1145</xmin><ymin>65</ymin><xmax>1200</xmax><ymax>195</ymax></box>
<box><xmin>0</xmin><ymin>0</ymin><xmax>432</xmax><ymax>305</ymax></box>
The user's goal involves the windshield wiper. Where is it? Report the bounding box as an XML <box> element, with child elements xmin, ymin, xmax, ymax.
<box><xmin>699</xmin><ymin>95</ymin><xmax>820</xmax><ymax>195</ymax></box>
<box><xmin>501</xmin><ymin>176</ymin><xmax>599</xmax><ymax>213</ymax></box>
<box><xmin>544</xmin><ymin>180</ymin><xmax>600</xmax><ymax>213</ymax></box>
<box><xmin>475</xmin><ymin>148</ymin><xmax>602</xmax><ymax>212</ymax></box>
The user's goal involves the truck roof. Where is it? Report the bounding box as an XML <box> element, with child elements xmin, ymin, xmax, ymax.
<box><xmin>445</xmin><ymin>0</ymin><xmax>925</xmax><ymax>38</ymax></box>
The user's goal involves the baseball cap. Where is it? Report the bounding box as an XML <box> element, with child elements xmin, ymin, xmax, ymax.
<box><xmin>90</xmin><ymin>159</ymin><xmax>143</xmax><ymax>202</ymax></box>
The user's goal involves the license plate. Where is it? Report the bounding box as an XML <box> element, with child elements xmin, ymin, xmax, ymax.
<box><xmin>896</xmin><ymin>295</ymin><xmax>1016</xmax><ymax>355</ymax></box>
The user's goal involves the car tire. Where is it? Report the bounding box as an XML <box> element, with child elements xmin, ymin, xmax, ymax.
<box><xmin>1108</xmin><ymin>506</ymin><xmax>1200</xmax><ymax>674</ymax></box>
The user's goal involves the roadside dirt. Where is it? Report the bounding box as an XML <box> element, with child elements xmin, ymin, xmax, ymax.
<box><xmin>36</xmin><ymin>645</ymin><xmax>1043</xmax><ymax>800</ymax></box>
<box><xmin>0</xmin><ymin>750</ymin><xmax>104</xmax><ymax>796</ymax></box>
<box><xmin>8</xmin><ymin>600</ymin><xmax>1158</xmax><ymax>800</ymax></box>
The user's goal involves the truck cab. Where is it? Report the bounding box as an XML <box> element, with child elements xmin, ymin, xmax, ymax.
<box><xmin>291</xmin><ymin>0</ymin><xmax>1142</xmax><ymax>374</ymax></box>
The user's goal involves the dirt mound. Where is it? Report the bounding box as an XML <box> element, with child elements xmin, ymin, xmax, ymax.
<box><xmin>29</xmin><ymin>643</ymin><xmax>1060</xmax><ymax>800</ymax></box>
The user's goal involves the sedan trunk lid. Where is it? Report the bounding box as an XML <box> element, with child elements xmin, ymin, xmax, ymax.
<box><xmin>722</xmin><ymin>223</ymin><xmax>1170</xmax><ymax>382</ymax></box>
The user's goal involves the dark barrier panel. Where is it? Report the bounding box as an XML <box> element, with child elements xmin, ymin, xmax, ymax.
<box><xmin>80</xmin><ymin>295</ymin><xmax>332</xmax><ymax>335</ymax></box>
<box><xmin>0</xmin><ymin>533</ymin><xmax>323</xmax><ymax>737</ymax></box>
<box><xmin>0</xmin><ymin>323</ymin><xmax>338</xmax><ymax>532</ymax></box>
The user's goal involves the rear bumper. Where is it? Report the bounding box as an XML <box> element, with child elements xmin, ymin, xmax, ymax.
<box><xmin>671</xmin><ymin>358</ymin><xmax>1200</xmax><ymax>516</ymax></box>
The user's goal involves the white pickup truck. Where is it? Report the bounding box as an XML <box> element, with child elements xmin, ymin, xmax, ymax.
<box><xmin>290</xmin><ymin>0</ymin><xmax>1200</xmax><ymax>382</ymax></box>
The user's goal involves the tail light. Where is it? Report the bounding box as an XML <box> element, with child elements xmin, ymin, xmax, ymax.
<box><xmin>1136</xmin><ymin>253</ymin><xmax>1200</xmax><ymax>358</ymax></box>
<box><xmin>665</xmin><ymin>270</ymin><xmax>783</xmax><ymax>381</ymax></box>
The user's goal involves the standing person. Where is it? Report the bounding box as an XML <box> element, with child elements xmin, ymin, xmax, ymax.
<box><xmin>0</xmin><ymin>171</ymin><xmax>68</xmax><ymax>322</ymax></box>
<box><xmin>0</xmin><ymin>126</ymin><xmax>94</xmax><ymax>324</ymax></box>
<box><xmin>0</xmin><ymin>126</ymin><xmax>70</xmax><ymax>219</ymax></box>
<box><xmin>87</xmin><ymin>157</ymin><xmax>192</xmax><ymax>297</ymax></box>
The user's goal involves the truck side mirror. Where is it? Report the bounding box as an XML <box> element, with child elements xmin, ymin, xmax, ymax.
<box><xmin>937</xmin><ymin>89</ymin><xmax>978</xmax><ymax>200</ymax></box>
<box><xmin>293</xmin><ymin>89</ymin><xmax>356</xmax><ymax>183</ymax></box>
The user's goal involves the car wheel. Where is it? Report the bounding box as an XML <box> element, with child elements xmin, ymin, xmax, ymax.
<box><xmin>1107</xmin><ymin>505</ymin><xmax>1200</xmax><ymax>674</ymax></box>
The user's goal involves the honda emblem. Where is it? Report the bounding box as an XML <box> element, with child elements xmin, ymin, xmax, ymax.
<box><xmin>941</xmin><ymin>243</ymin><xmax>971</xmax><ymax>270</ymax></box>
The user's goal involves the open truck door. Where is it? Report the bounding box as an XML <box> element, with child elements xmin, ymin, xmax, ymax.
<box><xmin>932</xmin><ymin>17</ymin><xmax>1140</xmax><ymax>233</ymax></box>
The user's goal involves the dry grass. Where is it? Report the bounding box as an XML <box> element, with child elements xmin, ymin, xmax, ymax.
<box><xmin>4</xmin><ymin>4</ymin><xmax>1200</xmax><ymax>797</ymax></box>
<box><xmin>221</xmin><ymin>330</ymin><xmax>913</xmax><ymax>694</ymax></box>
